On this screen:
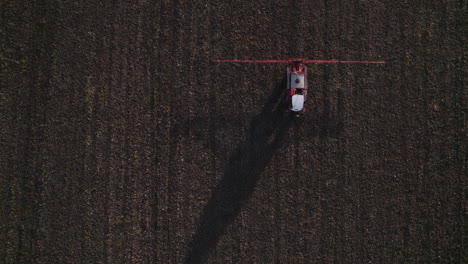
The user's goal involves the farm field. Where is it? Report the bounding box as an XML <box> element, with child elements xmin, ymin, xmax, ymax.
<box><xmin>1</xmin><ymin>1</ymin><xmax>466</xmax><ymax>263</ymax></box>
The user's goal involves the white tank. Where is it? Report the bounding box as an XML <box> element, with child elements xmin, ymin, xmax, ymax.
<box><xmin>290</xmin><ymin>73</ymin><xmax>305</xmax><ymax>89</ymax></box>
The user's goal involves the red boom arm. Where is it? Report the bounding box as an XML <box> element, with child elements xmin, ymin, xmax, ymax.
<box><xmin>305</xmin><ymin>59</ymin><xmax>386</xmax><ymax>64</ymax></box>
<box><xmin>212</xmin><ymin>58</ymin><xmax>386</xmax><ymax>64</ymax></box>
<box><xmin>211</xmin><ymin>59</ymin><xmax>290</xmax><ymax>63</ymax></box>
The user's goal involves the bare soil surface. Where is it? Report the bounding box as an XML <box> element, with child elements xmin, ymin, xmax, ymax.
<box><xmin>1</xmin><ymin>1</ymin><xmax>466</xmax><ymax>263</ymax></box>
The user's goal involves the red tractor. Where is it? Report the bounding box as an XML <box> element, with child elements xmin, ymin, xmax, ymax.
<box><xmin>212</xmin><ymin>58</ymin><xmax>385</xmax><ymax>113</ymax></box>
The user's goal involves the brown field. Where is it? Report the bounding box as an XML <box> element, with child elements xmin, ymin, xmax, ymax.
<box><xmin>1</xmin><ymin>1</ymin><xmax>466</xmax><ymax>263</ymax></box>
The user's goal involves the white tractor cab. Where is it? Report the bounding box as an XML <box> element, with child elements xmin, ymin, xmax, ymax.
<box><xmin>287</xmin><ymin>60</ymin><xmax>307</xmax><ymax>112</ymax></box>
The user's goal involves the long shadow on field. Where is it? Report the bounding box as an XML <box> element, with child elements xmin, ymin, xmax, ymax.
<box><xmin>185</xmin><ymin>78</ymin><xmax>293</xmax><ymax>264</ymax></box>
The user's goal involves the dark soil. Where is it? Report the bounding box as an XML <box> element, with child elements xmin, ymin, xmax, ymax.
<box><xmin>1</xmin><ymin>1</ymin><xmax>466</xmax><ymax>263</ymax></box>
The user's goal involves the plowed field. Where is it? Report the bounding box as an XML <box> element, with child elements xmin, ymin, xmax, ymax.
<box><xmin>2</xmin><ymin>1</ymin><xmax>466</xmax><ymax>263</ymax></box>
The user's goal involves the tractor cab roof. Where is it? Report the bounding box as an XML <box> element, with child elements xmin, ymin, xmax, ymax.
<box><xmin>291</xmin><ymin>95</ymin><xmax>304</xmax><ymax>112</ymax></box>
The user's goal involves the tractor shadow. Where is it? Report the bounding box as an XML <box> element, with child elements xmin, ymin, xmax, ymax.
<box><xmin>184</xmin><ymin>78</ymin><xmax>294</xmax><ymax>264</ymax></box>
